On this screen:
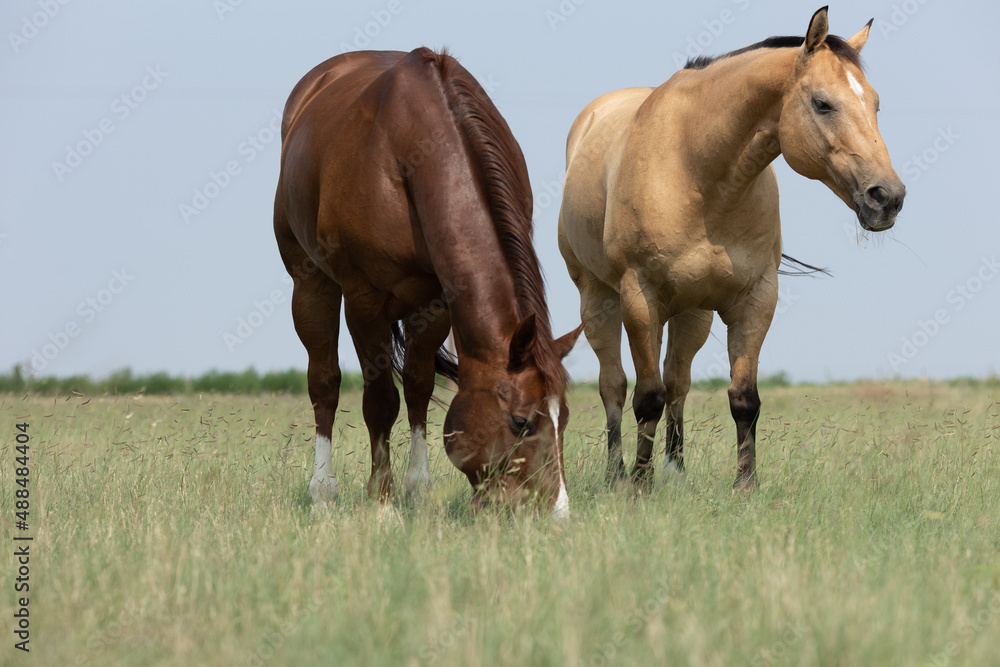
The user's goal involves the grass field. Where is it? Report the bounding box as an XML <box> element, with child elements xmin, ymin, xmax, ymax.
<box><xmin>2</xmin><ymin>381</ymin><xmax>999</xmax><ymax>666</ymax></box>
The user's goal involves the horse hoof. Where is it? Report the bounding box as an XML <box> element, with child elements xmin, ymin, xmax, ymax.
<box><xmin>404</xmin><ymin>470</ymin><xmax>432</xmax><ymax>503</ymax></box>
<box><xmin>605</xmin><ymin>462</ymin><xmax>627</xmax><ymax>487</ymax></box>
<box><xmin>630</xmin><ymin>463</ymin><xmax>655</xmax><ymax>493</ymax></box>
<box><xmin>309</xmin><ymin>473</ymin><xmax>338</xmax><ymax>505</ymax></box>
<box><xmin>660</xmin><ymin>459</ymin><xmax>686</xmax><ymax>486</ymax></box>
<box><xmin>376</xmin><ymin>503</ymin><xmax>403</xmax><ymax>529</ymax></box>
<box><xmin>733</xmin><ymin>471</ymin><xmax>759</xmax><ymax>493</ymax></box>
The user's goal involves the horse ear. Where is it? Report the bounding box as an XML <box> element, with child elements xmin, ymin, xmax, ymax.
<box><xmin>801</xmin><ymin>6</ymin><xmax>829</xmax><ymax>61</ymax></box>
<box><xmin>553</xmin><ymin>322</ymin><xmax>585</xmax><ymax>359</ymax></box>
<box><xmin>508</xmin><ymin>314</ymin><xmax>537</xmax><ymax>372</ymax></box>
<box><xmin>847</xmin><ymin>19</ymin><xmax>873</xmax><ymax>54</ymax></box>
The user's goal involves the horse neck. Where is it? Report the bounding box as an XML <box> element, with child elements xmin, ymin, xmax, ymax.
<box><xmin>408</xmin><ymin>147</ymin><xmax>521</xmax><ymax>367</ymax></box>
<box><xmin>440</xmin><ymin>240</ymin><xmax>521</xmax><ymax>368</ymax></box>
<box><xmin>679</xmin><ymin>48</ymin><xmax>798</xmax><ymax>205</ymax></box>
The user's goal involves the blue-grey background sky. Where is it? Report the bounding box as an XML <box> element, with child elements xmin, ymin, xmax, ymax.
<box><xmin>2</xmin><ymin>0</ymin><xmax>996</xmax><ymax>383</ymax></box>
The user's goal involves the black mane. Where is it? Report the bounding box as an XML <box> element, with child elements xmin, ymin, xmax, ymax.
<box><xmin>685</xmin><ymin>34</ymin><xmax>863</xmax><ymax>71</ymax></box>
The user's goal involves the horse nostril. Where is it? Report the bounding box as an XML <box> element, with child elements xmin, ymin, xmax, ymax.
<box><xmin>865</xmin><ymin>185</ymin><xmax>889</xmax><ymax>209</ymax></box>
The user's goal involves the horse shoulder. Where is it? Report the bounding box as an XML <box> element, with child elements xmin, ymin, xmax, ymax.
<box><xmin>566</xmin><ymin>87</ymin><xmax>653</xmax><ymax>162</ymax></box>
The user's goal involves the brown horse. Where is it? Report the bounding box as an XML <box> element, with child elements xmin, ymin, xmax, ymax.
<box><xmin>274</xmin><ymin>48</ymin><xmax>581</xmax><ymax>516</ymax></box>
<box><xmin>558</xmin><ymin>8</ymin><xmax>905</xmax><ymax>489</ymax></box>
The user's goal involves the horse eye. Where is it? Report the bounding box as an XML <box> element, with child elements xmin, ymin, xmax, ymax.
<box><xmin>509</xmin><ymin>414</ymin><xmax>532</xmax><ymax>436</ymax></box>
<box><xmin>812</xmin><ymin>97</ymin><xmax>834</xmax><ymax>114</ymax></box>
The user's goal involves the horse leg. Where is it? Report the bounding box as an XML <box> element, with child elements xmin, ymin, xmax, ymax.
<box><xmin>578</xmin><ymin>273</ymin><xmax>628</xmax><ymax>484</ymax></box>
<box><xmin>401</xmin><ymin>308</ymin><xmax>451</xmax><ymax>501</ymax></box>
<box><xmin>719</xmin><ymin>273</ymin><xmax>778</xmax><ymax>490</ymax></box>
<box><xmin>345</xmin><ymin>307</ymin><xmax>401</xmax><ymax>502</ymax></box>
<box><xmin>661</xmin><ymin>309</ymin><xmax>713</xmax><ymax>478</ymax></box>
<box><xmin>620</xmin><ymin>267</ymin><xmax>666</xmax><ymax>488</ymax></box>
<box><xmin>277</xmin><ymin>237</ymin><xmax>345</xmax><ymax>507</ymax></box>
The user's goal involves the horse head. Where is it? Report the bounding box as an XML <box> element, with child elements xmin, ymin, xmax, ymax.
<box><xmin>779</xmin><ymin>7</ymin><xmax>906</xmax><ymax>231</ymax></box>
<box><xmin>444</xmin><ymin>315</ymin><xmax>582</xmax><ymax>517</ymax></box>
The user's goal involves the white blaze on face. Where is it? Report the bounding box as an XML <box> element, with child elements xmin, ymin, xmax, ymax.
<box><xmin>548</xmin><ymin>397</ymin><xmax>570</xmax><ymax>520</ymax></box>
<box><xmin>846</xmin><ymin>70</ymin><xmax>867</xmax><ymax>112</ymax></box>
<box><xmin>846</xmin><ymin>70</ymin><xmax>865</xmax><ymax>105</ymax></box>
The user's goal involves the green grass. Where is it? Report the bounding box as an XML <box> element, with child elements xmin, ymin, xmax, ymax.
<box><xmin>1</xmin><ymin>382</ymin><xmax>998</xmax><ymax>666</ymax></box>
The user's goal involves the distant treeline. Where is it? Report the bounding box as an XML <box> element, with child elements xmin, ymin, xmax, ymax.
<box><xmin>0</xmin><ymin>366</ymin><xmax>361</xmax><ymax>396</ymax></box>
<box><xmin>1</xmin><ymin>366</ymin><xmax>737</xmax><ymax>396</ymax></box>
<box><xmin>1</xmin><ymin>366</ymin><xmax>995</xmax><ymax>397</ymax></box>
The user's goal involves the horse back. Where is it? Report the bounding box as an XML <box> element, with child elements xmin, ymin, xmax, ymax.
<box><xmin>280</xmin><ymin>51</ymin><xmax>406</xmax><ymax>142</ymax></box>
<box><xmin>275</xmin><ymin>48</ymin><xmax>461</xmax><ymax>314</ymax></box>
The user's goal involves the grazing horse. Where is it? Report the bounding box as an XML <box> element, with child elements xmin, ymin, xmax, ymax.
<box><xmin>558</xmin><ymin>8</ymin><xmax>905</xmax><ymax>489</ymax></box>
<box><xmin>274</xmin><ymin>48</ymin><xmax>581</xmax><ymax>515</ymax></box>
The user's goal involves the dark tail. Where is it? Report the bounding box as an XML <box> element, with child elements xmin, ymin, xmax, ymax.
<box><xmin>389</xmin><ymin>322</ymin><xmax>460</xmax><ymax>386</ymax></box>
<box><xmin>778</xmin><ymin>253</ymin><xmax>831</xmax><ymax>277</ymax></box>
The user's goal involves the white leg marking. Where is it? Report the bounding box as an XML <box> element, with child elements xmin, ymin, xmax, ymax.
<box><xmin>309</xmin><ymin>435</ymin><xmax>337</xmax><ymax>505</ymax></box>
<box><xmin>404</xmin><ymin>425</ymin><xmax>432</xmax><ymax>500</ymax></box>
<box><xmin>548</xmin><ymin>397</ymin><xmax>570</xmax><ymax>520</ymax></box>
<box><xmin>660</xmin><ymin>457</ymin><xmax>685</xmax><ymax>485</ymax></box>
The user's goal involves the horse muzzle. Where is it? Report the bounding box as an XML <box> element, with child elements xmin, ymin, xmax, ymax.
<box><xmin>856</xmin><ymin>181</ymin><xmax>906</xmax><ymax>232</ymax></box>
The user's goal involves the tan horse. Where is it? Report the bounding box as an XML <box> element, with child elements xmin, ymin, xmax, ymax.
<box><xmin>558</xmin><ymin>8</ymin><xmax>905</xmax><ymax>489</ymax></box>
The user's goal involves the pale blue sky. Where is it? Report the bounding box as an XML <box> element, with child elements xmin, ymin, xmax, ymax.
<box><xmin>2</xmin><ymin>0</ymin><xmax>997</xmax><ymax>383</ymax></box>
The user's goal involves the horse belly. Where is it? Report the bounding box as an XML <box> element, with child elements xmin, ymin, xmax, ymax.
<box><xmin>333</xmin><ymin>223</ymin><xmax>443</xmax><ymax>315</ymax></box>
<box><xmin>654</xmin><ymin>242</ymin><xmax>763</xmax><ymax>314</ymax></box>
